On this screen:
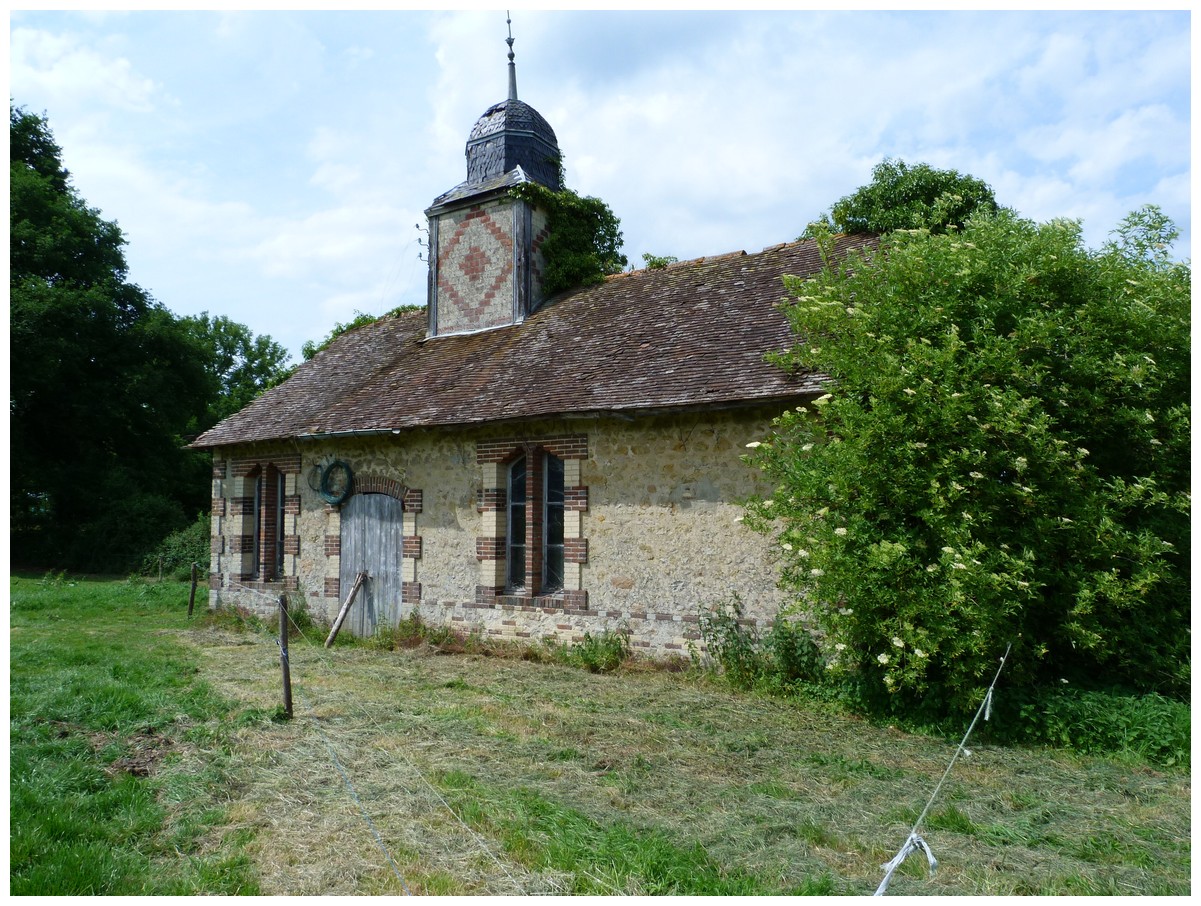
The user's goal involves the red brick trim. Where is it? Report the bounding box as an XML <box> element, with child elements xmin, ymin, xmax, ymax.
<box><xmin>230</xmin><ymin>453</ymin><xmax>301</xmax><ymax>477</ymax></box>
<box><xmin>324</xmin><ymin>535</ymin><xmax>340</xmax><ymax>556</ymax></box>
<box><xmin>402</xmin><ymin>581</ymin><xmax>422</xmax><ymax>603</ymax></box>
<box><xmin>324</xmin><ymin>577</ymin><xmax>340</xmax><ymax>599</ymax></box>
<box><xmin>354</xmin><ymin>473</ymin><xmax>407</xmax><ymax>501</ymax></box>
<box><xmin>561</xmin><ymin>590</ymin><xmax>589</xmax><ymax>610</ymax></box>
<box><xmin>283</xmin><ymin>535</ymin><xmax>300</xmax><ymax>556</ymax></box>
<box><xmin>564</xmin><ymin>538</ymin><xmax>588</xmax><ymax>564</ymax></box>
<box><xmin>565</xmin><ymin>487</ymin><xmax>588</xmax><ymax>511</ymax></box>
<box><xmin>477</xmin><ymin>434</ymin><xmax>588</xmax><ymax>463</ymax></box>
<box><xmin>403</xmin><ymin>536</ymin><xmax>423</xmax><ymax>559</ymax></box>
<box><xmin>403</xmin><ymin>489</ymin><xmax>424</xmax><ymax>513</ymax></box>
<box><xmin>212</xmin><ymin>460</ymin><xmax>227</xmax><ymax>479</ymax></box>
<box><xmin>475</xmin><ymin>537</ymin><xmax>505</xmax><ymax>560</ymax></box>
<box><xmin>477</xmin><ymin>487</ymin><xmax>504</xmax><ymax>512</ymax></box>
<box><xmin>230</xmin><ymin>534</ymin><xmax>254</xmax><ymax>553</ymax></box>
<box><xmin>210</xmin><ymin>536</ymin><xmax>225</xmax><ymax>555</ymax></box>
<box><xmin>211</xmin><ymin>498</ymin><xmax>226</xmax><ymax>516</ymax></box>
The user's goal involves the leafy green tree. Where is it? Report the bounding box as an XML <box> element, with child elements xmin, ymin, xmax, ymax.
<box><xmin>747</xmin><ymin>207</ymin><xmax>1189</xmax><ymax>719</ymax></box>
<box><xmin>511</xmin><ymin>182</ymin><xmax>627</xmax><ymax>295</ymax></box>
<box><xmin>802</xmin><ymin>158</ymin><xmax>999</xmax><ymax>238</ymax></box>
<box><xmin>181</xmin><ymin>312</ymin><xmax>292</xmax><ymax>425</ymax></box>
<box><xmin>642</xmin><ymin>252</ymin><xmax>679</xmax><ymax>270</ymax></box>
<box><xmin>10</xmin><ymin>106</ymin><xmax>207</xmax><ymax>570</ymax></box>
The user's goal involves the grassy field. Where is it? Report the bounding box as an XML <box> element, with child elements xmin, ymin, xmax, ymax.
<box><xmin>9</xmin><ymin>575</ymin><xmax>1191</xmax><ymax>895</ymax></box>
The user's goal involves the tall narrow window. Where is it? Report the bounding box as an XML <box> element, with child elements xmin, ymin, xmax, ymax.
<box><xmin>274</xmin><ymin>470</ymin><xmax>286</xmax><ymax>577</ymax></box>
<box><xmin>543</xmin><ymin>453</ymin><xmax>564</xmax><ymax>591</ymax></box>
<box><xmin>506</xmin><ymin>455</ymin><xmax>527</xmax><ymax>590</ymax></box>
<box><xmin>252</xmin><ymin>472</ymin><xmax>263</xmax><ymax>578</ymax></box>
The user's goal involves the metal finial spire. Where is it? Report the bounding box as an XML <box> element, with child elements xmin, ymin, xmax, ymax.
<box><xmin>506</xmin><ymin>12</ymin><xmax>518</xmax><ymax>101</ymax></box>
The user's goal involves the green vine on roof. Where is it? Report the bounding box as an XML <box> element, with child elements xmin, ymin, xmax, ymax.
<box><xmin>511</xmin><ymin>181</ymin><xmax>627</xmax><ymax>296</ymax></box>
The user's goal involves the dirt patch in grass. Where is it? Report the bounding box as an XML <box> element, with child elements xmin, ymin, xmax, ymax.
<box><xmin>174</xmin><ymin>621</ymin><xmax>1191</xmax><ymax>896</ymax></box>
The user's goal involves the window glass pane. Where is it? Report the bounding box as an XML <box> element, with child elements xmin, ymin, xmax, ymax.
<box><xmin>546</xmin><ymin>454</ymin><xmax>564</xmax><ymax>503</ymax></box>
<box><xmin>253</xmin><ymin>474</ymin><xmax>263</xmax><ymax>577</ymax></box>
<box><xmin>510</xmin><ymin>456</ymin><xmax>526</xmax><ymax>504</ymax></box>
<box><xmin>543</xmin><ymin>453</ymin><xmax>565</xmax><ymax>591</ymax></box>
<box><xmin>275</xmin><ymin>471</ymin><xmax>286</xmax><ymax>576</ymax></box>
<box><xmin>507</xmin><ymin>456</ymin><xmax>527</xmax><ymax>589</ymax></box>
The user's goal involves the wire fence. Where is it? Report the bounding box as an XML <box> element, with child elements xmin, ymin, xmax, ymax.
<box><xmin>218</xmin><ymin>581</ymin><xmax>526</xmax><ymax>895</ymax></box>
<box><xmin>204</xmin><ymin>582</ymin><xmax>1014</xmax><ymax>897</ymax></box>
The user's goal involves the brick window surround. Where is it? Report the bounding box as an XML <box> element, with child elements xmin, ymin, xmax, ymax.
<box><xmin>224</xmin><ymin>454</ymin><xmax>301</xmax><ymax>585</ymax></box>
<box><xmin>476</xmin><ymin>435</ymin><xmax>589</xmax><ymax>611</ymax></box>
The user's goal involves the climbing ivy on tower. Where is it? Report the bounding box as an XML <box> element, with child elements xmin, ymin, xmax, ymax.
<box><xmin>511</xmin><ymin>181</ymin><xmax>627</xmax><ymax>296</ymax></box>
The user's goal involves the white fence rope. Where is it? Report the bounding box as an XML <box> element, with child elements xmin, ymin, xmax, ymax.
<box><xmin>873</xmin><ymin>643</ymin><xmax>1012</xmax><ymax>896</ymax></box>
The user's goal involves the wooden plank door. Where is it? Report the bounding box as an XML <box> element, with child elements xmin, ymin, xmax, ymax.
<box><xmin>339</xmin><ymin>492</ymin><xmax>405</xmax><ymax>637</ymax></box>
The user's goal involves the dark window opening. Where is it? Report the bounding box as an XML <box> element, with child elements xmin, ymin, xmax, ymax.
<box><xmin>506</xmin><ymin>455</ymin><xmax>527</xmax><ymax>591</ymax></box>
<box><xmin>543</xmin><ymin>453</ymin><xmax>565</xmax><ymax>592</ymax></box>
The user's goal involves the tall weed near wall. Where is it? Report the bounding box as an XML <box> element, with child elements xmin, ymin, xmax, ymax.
<box><xmin>698</xmin><ymin>598</ymin><xmax>1189</xmax><ymax>768</ymax></box>
<box><xmin>698</xmin><ymin>598</ymin><xmax>824</xmax><ymax>693</ymax></box>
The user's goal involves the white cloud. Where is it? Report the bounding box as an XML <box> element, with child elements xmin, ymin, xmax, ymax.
<box><xmin>10</xmin><ymin>26</ymin><xmax>163</xmax><ymax>113</ymax></box>
<box><xmin>8</xmin><ymin>8</ymin><xmax>1189</xmax><ymax>360</ymax></box>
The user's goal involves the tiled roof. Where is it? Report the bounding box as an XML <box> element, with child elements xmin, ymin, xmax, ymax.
<box><xmin>190</xmin><ymin>233</ymin><xmax>875</xmax><ymax>449</ymax></box>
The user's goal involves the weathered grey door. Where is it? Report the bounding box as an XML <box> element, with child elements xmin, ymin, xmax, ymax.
<box><xmin>339</xmin><ymin>492</ymin><xmax>405</xmax><ymax>637</ymax></box>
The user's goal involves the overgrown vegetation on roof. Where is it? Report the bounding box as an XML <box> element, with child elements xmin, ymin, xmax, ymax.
<box><xmin>511</xmin><ymin>182</ymin><xmax>627</xmax><ymax>296</ymax></box>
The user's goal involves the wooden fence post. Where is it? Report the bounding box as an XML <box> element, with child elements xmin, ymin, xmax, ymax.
<box><xmin>324</xmin><ymin>571</ymin><xmax>368</xmax><ymax>648</ymax></box>
<box><xmin>187</xmin><ymin>563</ymin><xmax>199</xmax><ymax>618</ymax></box>
<box><xmin>279</xmin><ymin>594</ymin><xmax>293</xmax><ymax>720</ymax></box>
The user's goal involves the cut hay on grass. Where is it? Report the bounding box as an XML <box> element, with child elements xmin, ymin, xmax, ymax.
<box><xmin>177</xmin><ymin>616</ymin><xmax>1190</xmax><ymax>896</ymax></box>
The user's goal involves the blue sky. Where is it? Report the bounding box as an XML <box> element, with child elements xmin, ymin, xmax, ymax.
<box><xmin>8</xmin><ymin>7</ymin><xmax>1191</xmax><ymax>363</ymax></box>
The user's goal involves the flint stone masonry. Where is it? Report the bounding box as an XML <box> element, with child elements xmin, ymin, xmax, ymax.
<box><xmin>206</xmin><ymin>407</ymin><xmax>794</xmax><ymax>654</ymax></box>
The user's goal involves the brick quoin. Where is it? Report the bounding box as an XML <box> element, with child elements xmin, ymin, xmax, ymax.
<box><xmin>477</xmin><ymin>488</ymin><xmax>505</xmax><ymax>512</ymax></box>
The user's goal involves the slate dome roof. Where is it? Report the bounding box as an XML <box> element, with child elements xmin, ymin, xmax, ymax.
<box><xmin>465</xmin><ymin>98</ymin><xmax>561</xmax><ymax>190</ymax></box>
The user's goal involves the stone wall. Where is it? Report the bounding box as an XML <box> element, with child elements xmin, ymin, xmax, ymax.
<box><xmin>208</xmin><ymin>407</ymin><xmax>793</xmax><ymax>657</ymax></box>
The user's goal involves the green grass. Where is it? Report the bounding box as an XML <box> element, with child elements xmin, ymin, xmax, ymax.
<box><xmin>434</xmin><ymin>770</ymin><xmax>838</xmax><ymax>894</ymax></box>
<box><xmin>9</xmin><ymin>575</ymin><xmax>259</xmax><ymax>895</ymax></box>
<box><xmin>10</xmin><ymin>575</ymin><xmax>1192</xmax><ymax>895</ymax></box>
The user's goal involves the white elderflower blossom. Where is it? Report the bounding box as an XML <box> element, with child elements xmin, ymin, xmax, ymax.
<box><xmin>810</xmin><ymin>568</ymin><xmax>824</xmax><ymax>577</ymax></box>
<box><xmin>914</xmin><ymin>648</ymin><xmax>927</xmax><ymax>658</ymax></box>
<box><xmin>891</xmin><ymin>636</ymin><xmax>905</xmax><ymax>648</ymax></box>
<box><xmin>834</xmin><ymin>527</ymin><xmax>847</xmax><ymax>536</ymax></box>
<box><xmin>745</xmin><ymin>441</ymin><xmax>762</xmax><ymax>449</ymax></box>
<box><xmin>877</xmin><ymin>653</ymin><xmax>890</xmax><ymax>665</ymax></box>
<box><xmin>834</xmin><ymin>643</ymin><xmax>847</xmax><ymax>652</ymax></box>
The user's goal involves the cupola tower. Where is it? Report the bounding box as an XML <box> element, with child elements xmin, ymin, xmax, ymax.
<box><xmin>425</xmin><ymin>17</ymin><xmax>560</xmax><ymax>338</ymax></box>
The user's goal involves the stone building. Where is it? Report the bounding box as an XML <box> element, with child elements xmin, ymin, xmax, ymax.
<box><xmin>190</xmin><ymin>52</ymin><xmax>872</xmax><ymax>654</ymax></box>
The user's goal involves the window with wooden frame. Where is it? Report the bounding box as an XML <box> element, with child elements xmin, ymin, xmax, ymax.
<box><xmin>505</xmin><ymin>451</ymin><xmax>565</xmax><ymax>595</ymax></box>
